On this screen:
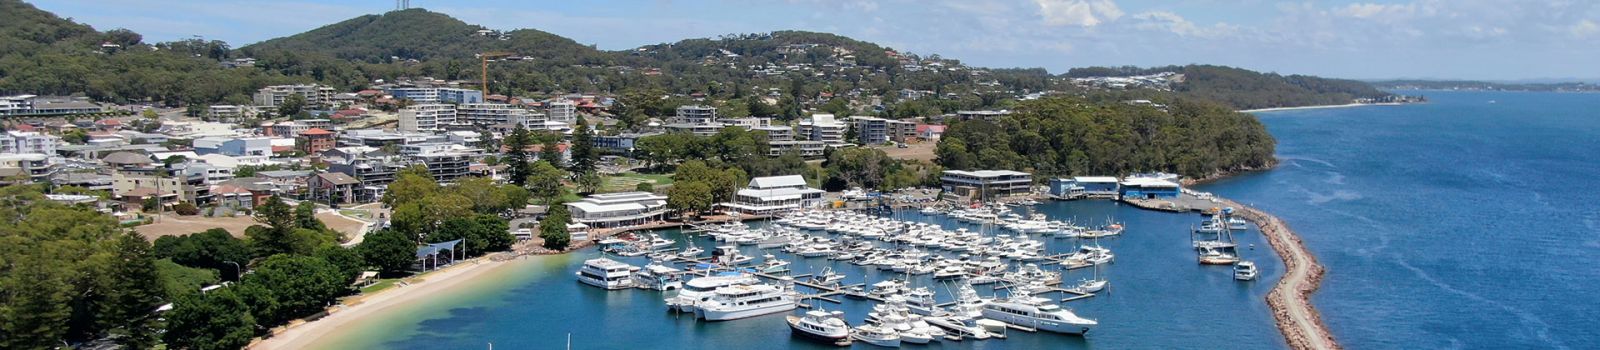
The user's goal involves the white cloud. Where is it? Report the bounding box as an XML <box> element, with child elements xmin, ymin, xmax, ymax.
<box><xmin>1035</xmin><ymin>0</ymin><xmax>1123</xmax><ymax>27</ymax></box>
<box><xmin>1334</xmin><ymin>3</ymin><xmax>1418</xmax><ymax>19</ymax></box>
<box><xmin>1131</xmin><ymin>11</ymin><xmax>1238</xmax><ymax>39</ymax></box>
<box><xmin>1571</xmin><ymin>20</ymin><xmax>1600</xmax><ymax>38</ymax></box>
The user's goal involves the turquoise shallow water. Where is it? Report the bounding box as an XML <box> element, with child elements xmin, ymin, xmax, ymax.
<box><xmin>317</xmin><ymin>201</ymin><xmax>1286</xmax><ymax>349</ymax></box>
<box><xmin>1199</xmin><ymin>91</ymin><xmax>1600</xmax><ymax>348</ymax></box>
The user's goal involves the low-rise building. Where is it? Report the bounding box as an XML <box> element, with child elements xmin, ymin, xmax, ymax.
<box><xmin>386</xmin><ymin>87</ymin><xmax>484</xmax><ymax>104</ymax></box>
<box><xmin>940</xmin><ymin>170</ymin><xmax>1032</xmax><ymax>202</ymax></box>
<box><xmin>307</xmin><ymin>172</ymin><xmax>359</xmax><ymax>204</ymax></box>
<box><xmin>208</xmin><ymin>105</ymin><xmax>246</xmax><ymax>121</ymax></box>
<box><xmin>720</xmin><ymin>175</ymin><xmax>826</xmax><ymax>215</ymax></box>
<box><xmin>0</xmin><ymin>153</ymin><xmax>55</xmax><ymax>183</ymax></box>
<box><xmin>1</xmin><ymin>131</ymin><xmax>60</xmax><ymax>155</ymax></box>
<box><xmin>458</xmin><ymin>103</ymin><xmax>540</xmax><ymax>127</ymax></box>
<box><xmin>1119</xmin><ymin>174</ymin><xmax>1182</xmax><ymax>199</ymax></box>
<box><xmin>1047</xmin><ymin>176</ymin><xmax>1119</xmax><ymax>199</ymax></box>
<box><xmin>299</xmin><ymin>128</ymin><xmax>336</xmax><ymax>153</ymax></box>
<box><xmin>767</xmin><ymin>140</ymin><xmax>826</xmax><ymax>157</ymax></box>
<box><xmin>545</xmin><ymin>100</ymin><xmax>576</xmax><ymax>124</ymax></box>
<box><xmin>565</xmin><ymin>192</ymin><xmax>669</xmax><ymax>228</ymax></box>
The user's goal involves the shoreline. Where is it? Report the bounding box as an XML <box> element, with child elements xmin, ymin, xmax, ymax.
<box><xmin>1239</xmin><ymin>102</ymin><xmax>1405</xmax><ymax>113</ymax></box>
<box><xmin>1217</xmin><ymin>199</ymin><xmax>1339</xmax><ymax>350</ymax></box>
<box><xmin>248</xmin><ymin>253</ymin><xmax>535</xmax><ymax>350</ymax></box>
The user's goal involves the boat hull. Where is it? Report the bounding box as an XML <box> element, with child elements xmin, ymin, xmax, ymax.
<box><xmin>980</xmin><ymin>310</ymin><xmax>1095</xmax><ymax>335</ymax></box>
<box><xmin>699</xmin><ymin>302</ymin><xmax>796</xmax><ymax>321</ymax></box>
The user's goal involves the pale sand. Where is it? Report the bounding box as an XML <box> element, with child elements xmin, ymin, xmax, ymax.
<box><xmin>1239</xmin><ymin>102</ymin><xmax>1404</xmax><ymax>113</ymax></box>
<box><xmin>249</xmin><ymin>254</ymin><xmax>533</xmax><ymax>350</ymax></box>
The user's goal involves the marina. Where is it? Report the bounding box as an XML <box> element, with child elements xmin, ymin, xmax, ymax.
<box><xmin>299</xmin><ymin>199</ymin><xmax>1287</xmax><ymax>349</ymax></box>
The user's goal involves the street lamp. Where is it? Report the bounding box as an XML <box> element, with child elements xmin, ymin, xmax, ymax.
<box><xmin>224</xmin><ymin>260</ymin><xmax>242</xmax><ymax>280</ymax></box>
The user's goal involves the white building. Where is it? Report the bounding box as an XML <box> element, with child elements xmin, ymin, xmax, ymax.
<box><xmin>940</xmin><ymin>170</ymin><xmax>1033</xmax><ymax>202</ymax></box>
<box><xmin>208</xmin><ymin>105</ymin><xmax>246</xmax><ymax>121</ymax></box>
<box><xmin>398</xmin><ymin>104</ymin><xmax>458</xmax><ymax>132</ymax></box>
<box><xmin>254</xmin><ymin>84</ymin><xmax>336</xmax><ymax>109</ymax></box>
<box><xmin>848</xmin><ymin>116</ymin><xmax>915</xmax><ymax>144</ymax></box>
<box><xmin>546</xmin><ymin>101</ymin><xmax>576</xmax><ymax>124</ymax></box>
<box><xmin>458</xmin><ymin>103</ymin><xmax>542</xmax><ymax>127</ymax></box>
<box><xmin>797</xmin><ymin>114</ymin><xmax>849</xmax><ymax>145</ymax></box>
<box><xmin>0</xmin><ymin>95</ymin><xmax>36</xmax><ymax>116</ymax></box>
<box><xmin>565</xmin><ymin>192</ymin><xmax>670</xmax><ymax>228</ymax></box>
<box><xmin>720</xmin><ymin>175</ymin><xmax>826</xmax><ymax>215</ymax></box>
<box><xmin>673</xmin><ymin>105</ymin><xmax>717</xmax><ymax>125</ymax></box>
<box><xmin>1</xmin><ymin>131</ymin><xmax>61</xmax><ymax>155</ymax></box>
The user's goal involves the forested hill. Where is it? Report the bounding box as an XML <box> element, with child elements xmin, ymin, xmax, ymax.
<box><xmin>239</xmin><ymin>9</ymin><xmax>608</xmax><ymax>64</ymax></box>
<box><xmin>936</xmin><ymin>95</ymin><xmax>1277</xmax><ymax>178</ymax></box>
<box><xmin>1067</xmin><ymin>65</ymin><xmax>1396</xmax><ymax>110</ymax></box>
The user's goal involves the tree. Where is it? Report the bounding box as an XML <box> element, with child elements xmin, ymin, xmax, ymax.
<box><xmin>278</xmin><ymin>94</ymin><xmax>306</xmax><ymax>119</ymax></box>
<box><xmin>527</xmin><ymin>161</ymin><xmax>567</xmax><ymax>205</ymax></box>
<box><xmin>358</xmin><ymin>229</ymin><xmax>416</xmax><ymax>276</ymax></box>
<box><xmin>163</xmin><ymin>289</ymin><xmax>255</xmax><ymax>350</ymax></box>
<box><xmin>538</xmin><ymin>205</ymin><xmax>572</xmax><ymax>251</ymax></box>
<box><xmin>504</xmin><ymin>125</ymin><xmax>532</xmax><ymax>186</ymax></box>
<box><xmin>96</xmin><ymin>233</ymin><xmax>166</xmax><ymax>348</ymax></box>
<box><xmin>666</xmin><ymin>181</ymin><xmax>714</xmax><ymax>217</ymax></box>
<box><xmin>152</xmin><ymin>228</ymin><xmax>252</xmax><ymax>280</ymax></box>
<box><xmin>238</xmin><ymin>255</ymin><xmax>348</xmax><ymax>326</ymax></box>
<box><xmin>576</xmin><ymin>171</ymin><xmax>602</xmax><ymax>195</ymax></box>
<box><xmin>295</xmin><ymin>200</ymin><xmax>326</xmax><ymax>231</ymax></box>
<box><xmin>433</xmin><ymin>214</ymin><xmax>513</xmax><ymax>256</ymax></box>
<box><xmin>538</xmin><ymin>138</ymin><xmax>563</xmax><ymax>168</ymax></box>
<box><xmin>248</xmin><ymin>195</ymin><xmax>301</xmax><ymax>257</ymax></box>
<box><xmin>635</xmin><ymin>182</ymin><xmax>655</xmax><ymax>192</ymax></box>
<box><xmin>141</xmin><ymin>108</ymin><xmax>159</xmax><ymax>120</ymax></box>
<box><xmin>569</xmin><ymin>116</ymin><xmax>597</xmax><ymax>173</ymax></box>
<box><xmin>382</xmin><ymin>165</ymin><xmax>439</xmax><ymax>208</ymax></box>
<box><xmin>315</xmin><ymin>245</ymin><xmax>364</xmax><ymax>284</ymax></box>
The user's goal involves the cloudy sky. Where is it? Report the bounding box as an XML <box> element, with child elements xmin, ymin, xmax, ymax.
<box><xmin>31</xmin><ymin>0</ymin><xmax>1600</xmax><ymax>80</ymax></box>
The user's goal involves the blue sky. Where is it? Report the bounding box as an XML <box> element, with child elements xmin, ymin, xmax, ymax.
<box><xmin>31</xmin><ymin>0</ymin><xmax>1600</xmax><ymax>80</ymax></box>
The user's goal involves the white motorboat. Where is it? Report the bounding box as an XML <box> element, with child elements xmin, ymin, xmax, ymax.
<box><xmin>575</xmin><ymin>258</ymin><xmax>639</xmax><ymax>290</ymax></box>
<box><xmin>867</xmin><ymin>279</ymin><xmax>906</xmax><ymax>298</ymax></box>
<box><xmin>664</xmin><ymin>273</ymin><xmax>760</xmax><ymax>312</ymax></box>
<box><xmin>808</xmin><ymin>267</ymin><xmax>846</xmax><ymax>287</ymax></box>
<box><xmin>979</xmin><ymin>294</ymin><xmax>1097</xmax><ymax>335</ymax></box>
<box><xmin>1198</xmin><ymin>246</ymin><xmax>1240</xmax><ymax>265</ymax></box>
<box><xmin>696</xmin><ymin>283</ymin><xmax>797</xmax><ymax>321</ymax></box>
<box><xmin>711</xmin><ymin>245</ymin><xmax>755</xmax><ymax>265</ymax></box>
<box><xmin>758</xmin><ymin>254</ymin><xmax>791</xmax><ymax>274</ymax></box>
<box><xmin>634</xmin><ymin>262</ymin><xmax>683</xmax><ymax>291</ymax></box>
<box><xmin>1234</xmin><ymin>260</ymin><xmax>1259</xmax><ymax>281</ymax></box>
<box><xmin>788</xmin><ymin>309</ymin><xmax>852</xmax><ymax>346</ymax></box>
<box><xmin>1227</xmin><ymin>217</ymin><xmax>1249</xmax><ymax>230</ymax></box>
<box><xmin>850</xmin><ymin>325</ymin><xmax>902</xmax><ymax>347</ymax></box>
<box><xmin>923</xmin><ymin>316</ymin><xmax>994</xmax><ymax>341</ymax></box>
<box><xmin>645</xmin><ymin>233</ymin><xmax>675</xmax><ymax>250</ymax></box>
<box><xmin>677</xmin><ymin>244</ymin><xmax>705</xmax><ymax>259</ymax></box>
<box><xmin>1060</xmin><ymin>245</ymin><xmax>1115</xmax><ymax>269</ymax></box>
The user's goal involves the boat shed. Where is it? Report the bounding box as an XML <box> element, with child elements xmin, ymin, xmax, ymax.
<box><xmin>1048</xmin><ymin>176</ymin><xmax>1120</xmax><ymax>199</ymax></box>
<box><xmin>1119</xmin><ymin>177</ymin><xmax>1181</xmax><ymax>199</ymax></box>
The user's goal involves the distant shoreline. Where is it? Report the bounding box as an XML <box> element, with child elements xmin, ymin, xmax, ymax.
<box><xmin>1239</xmin><ymin>102</ymin><xmax>1406</xmax><ymax>113</ymax></box>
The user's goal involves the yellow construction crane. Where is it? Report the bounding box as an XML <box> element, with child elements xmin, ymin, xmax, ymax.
<box><xmin>480</xmin><ymin>51</ymin><xmax>514</xmax><ymax>96</ymax></box>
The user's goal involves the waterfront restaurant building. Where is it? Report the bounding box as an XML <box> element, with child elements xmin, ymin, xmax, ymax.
<box><xmin>565</xmin><ymin>191</ymin><xmax>669</xmax><ymax>228</ymax></box>
<box><xmin>720</xmin><ymin>175</ymin><xmax>826</xmax><ymax>215</ymax></box>
<box><xmin>940</xmin><ymin>170</ymin><xmax>1033</xmax><ymax>202</ymax></box>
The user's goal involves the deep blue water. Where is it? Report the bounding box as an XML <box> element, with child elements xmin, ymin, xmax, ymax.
<box><xmin>344</xmin><ymin>201</ymin><xmax>1286</xmax><ymax>350</ymax></box>
<box><xmin>1199</xmin><ymin>91</ymin><xmax>1600</xmax><ymax>349</ymax></box>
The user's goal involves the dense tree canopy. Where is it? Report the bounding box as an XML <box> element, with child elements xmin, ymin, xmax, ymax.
<box><xmin>936</xmin><ymin>96</ymin><xmax>1276</xmax><ymax>178</ymax></box>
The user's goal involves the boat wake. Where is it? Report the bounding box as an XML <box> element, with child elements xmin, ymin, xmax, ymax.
<box><xmin>1391</xmin><ymin>255</ymin><xmax>1569</xmax><ymax>350</ymax></box>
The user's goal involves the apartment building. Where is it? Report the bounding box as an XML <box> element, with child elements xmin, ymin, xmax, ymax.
<box><xmin>398</xmin><ymin>104</ymin><xmax>458</xmax><ymax>132</ymax></box>
<box><xmin>254</xmin><ymin>84</ymin><xmax>336</xmax><ymax>109</ymax></box>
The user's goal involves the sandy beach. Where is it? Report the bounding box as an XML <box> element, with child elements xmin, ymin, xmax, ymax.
<box><xmin>248</xmin><ymin>254</ymin><xmax>533</xmax><ymax>350</ymax></box>
<box><xmin>1239</xmin><ymin>102</ymin><xmax>1404</xmax><ymax>113</ymax></box>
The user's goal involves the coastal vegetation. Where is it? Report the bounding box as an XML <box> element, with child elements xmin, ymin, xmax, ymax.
<box><xmin>1066</xmin><ymin>65</ymin><xmax>1396</xmax><ymax>110</ymax></box>
<box><xmin>935</xmin><ymin>96</ymin><xmax>1276</xmax><ymax>178</ymax></box>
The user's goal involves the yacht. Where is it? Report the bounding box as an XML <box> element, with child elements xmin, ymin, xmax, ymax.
<box><xmin>1198</xmin><ymin>246</ymin><xmax>1240</xmax><ymax>265</ymax></box>
<box><xmin>664</xmin><ymin>273</ymin><xmax>760</xmax><ymax>312</ymax></box>
<box><xmin>758</xmin><ymin>254</ymin><xmax>792</xmax><ymax>274</ymax></box>
<box><xmin>980</xmin><ymin>294</ymin><xmax>1097</xmax><ymax>335</ymax></box>
<box><xmin>696</xmin><ymin>283</ymin><xmax>797</xmax><ymax>321</ymax></box>
<box><xmin>923</xmin><ymin>315</ymin><xmax>994</xmax><ymax>341</ymax></box>
<box><xmin>575</xmin><ymin>258</ymin><xmax>639</xmax><ymax>290</ymax></box>
<box><xmin>1234</xmin><ymin>261</ymin><xmax>1259</xmax><ymax>281</ymax></box>
<box><xmin>807</xmin><ymin>267</ymin><xmax>846</xmax><ymax>287</ymax></box>
<box><xmin>1227</xmin><ymin>217</ymin><xmax>1249</xmax><ymax>230</ymax></box>
<box><xmin>634</xmin><ymin>262</ymin><xmax>683</xmax><ymax>291</ymax></box>
<box><xmin>867</xmin><ymin>279</ymin><xmax>906</xmax><ymax>299</ymax></box>
<box><xmin>711</xmin><ymin>245</ymin><xmax>755</xmax><ymax>265</ymax></box>
<box><xmin>788</xmin><ymin>309</ymin><xmax>852</xmax><ymax>346</ymax></box>
<box><xmin>1060</xmin><ymin>245</ymin><xmax>1115</xmax><ymax>269</ymax></box>
<box><xmin>850</xmin><ymin>325</ymin><xmax>902</xmax><ymax>347</ymax></box>
<box><xmin>677</xmin><ymin>244</ymin><xmax>705</xmax><ymax>259</ymax></box>
<box><xmin>645</xmin><ymin>233</ymin><xmax>676</xmax><ymax>250</ymax></box>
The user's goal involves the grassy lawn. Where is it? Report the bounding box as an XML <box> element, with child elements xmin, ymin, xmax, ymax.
<box><xmin>337</xmin><ymin>209</ymin><xmax>370</xmax><ymax>219</ymax></box>
<box><xmin>601</xmin><ymin>172</ymin><xmax>675</xmax><ymax>193</ymax></box>
<box><xmin>359</xmin><ymin>278</ymin><xmax>401</xmax><ymax>294</ymax></box>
